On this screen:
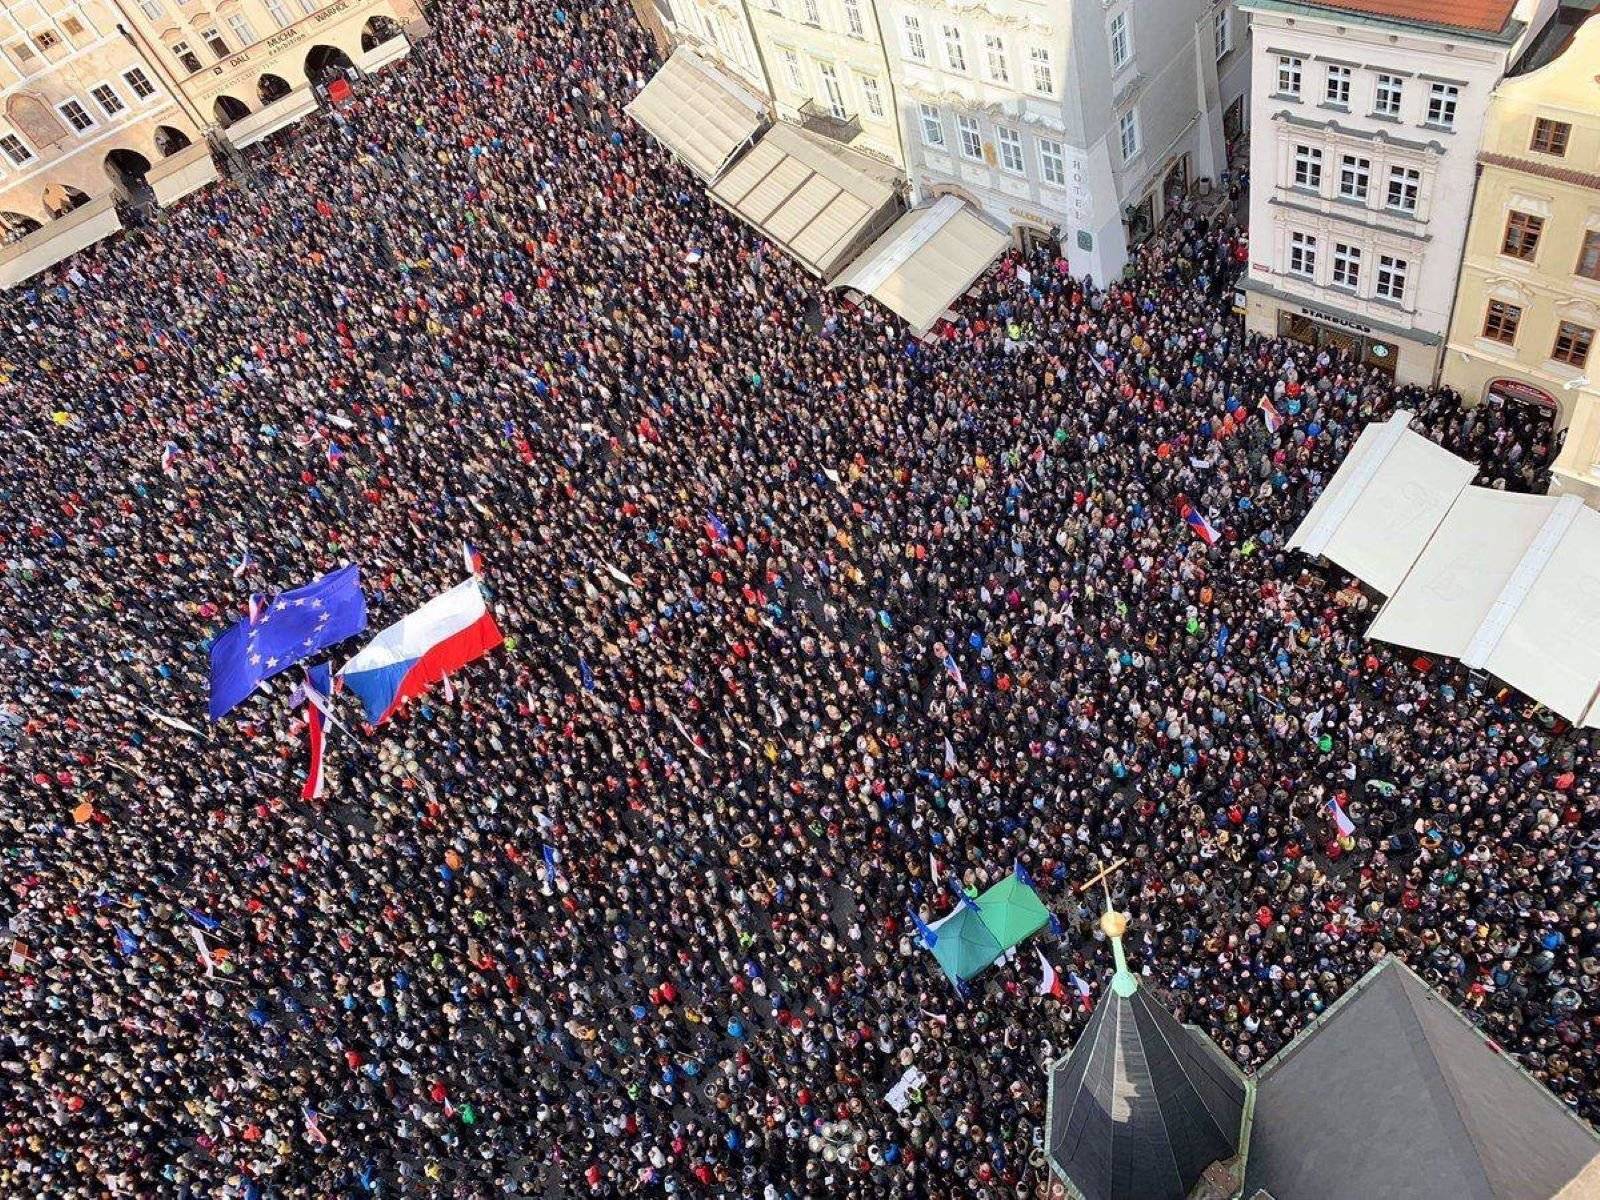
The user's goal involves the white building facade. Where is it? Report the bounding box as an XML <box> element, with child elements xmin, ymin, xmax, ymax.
<box><xmin>880</xmin><ymin>0</ymin><xmax>1247</xmax><ymax>282</ymax></box>
<box><xmin>1238</xmin><ymin>0</ymin><xmax>1556</xmax><ymax>385</ymax></box>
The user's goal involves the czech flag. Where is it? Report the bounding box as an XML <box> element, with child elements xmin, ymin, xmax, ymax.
<box><xmin>1179</xmin><ymin>499</ymin><xmax>1220</xmax><ymax>546</ymax></box>
<box><xmin>300</xmin><ymin>662</ymin><xmax>331</xmax><ymax>800</ymax></box>
<box><xmin>1328</xmin><ymin>793</ymin><xmax>1357</xmax><ymax>839</ymax></box>
<box><xmin>1259</xmin><ymin>397</ymin><xmax>1284</xmax><ymax>433</ymax></box>
<box><xmin>462</xmin><ymin>540</ymin><xmax>483</xmax><ymax>576</ymax></box>
<box><xmin>1036</xmin><ymin>948</ymin><xmax>1066</xmax><ymax>1001</ymax></box>
<box><xmin>339</xmin><ymin>578</ymin><xmax>502</xmax><ymax>724</ymax></box>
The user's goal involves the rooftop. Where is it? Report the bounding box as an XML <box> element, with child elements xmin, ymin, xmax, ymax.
<box><xmin>1248</xmin><ymin>0</ymin><xmax>1520</xmax><ymax>35</ymax></box>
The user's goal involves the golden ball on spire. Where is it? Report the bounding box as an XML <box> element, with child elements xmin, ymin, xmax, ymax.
<box><xmin>1100</xmin><ymin>909</ymin><xmax>1128</xmax><ymax>939</ymax></box>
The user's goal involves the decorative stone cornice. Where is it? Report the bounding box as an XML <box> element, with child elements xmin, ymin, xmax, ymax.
<box><xmin>1479</xmin><ymin>151</ymin><xmax>1600</xmax><ymax>193</ymax></box>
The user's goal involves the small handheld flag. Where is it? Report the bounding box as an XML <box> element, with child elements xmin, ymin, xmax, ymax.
<box><xmin>1328</xmin><ymin>793</ymin><xmax>1357</xmax><ymax>839</ymax></box>
<box><xmin>941</xmin><ymin>652</ymin><xmax>967</xmax><ymax>694</ymax></box>
<box><xmin>705</xmin><ymin>511</ymin><xmax>729</xmax><ymax>543</ymax></box>
<box><xmin>232</xmin><ymin>546</ymin><xmax>253</xmax><ymax>580</ymax></box>
<box><xmin>909</xmin><ymin>907</ymin><xmax>939</xmax><ymax>949</ymax></box>
<box><xmin>114</xmin><ymin>927</ymin><xmax>140</xmax><ymax>957</ymax></box>
<box><xmin>183</xmin><ymin>907</ymin><xmax>221</xmax><ymax>932</ymax></box>
<box><xmin>326</xmin><ymin>442</ymin><xmax>346</xmax><ymax>468</ymax></box>
<box><xmin>1259</xmin><ymin>397</ymin><xmax>1284</xmax><ymax>433</ymax></box>
<box><xmin>541</xmin><ymin>844</ymin><xmax>558</xmax><ymax>885</ymax></box>
<box><xmin>161</xmin><ymin>441</ymin><xmax>180</xmax><ymax>475</ymax></box>
<box><xmin>1068</xmin><ymin>970</ymin><xmax>1093</xmax><ymax>1008</ymax></box>
<box><xmin>462</xmin><ymin>540</ymin><xmax>483</xmax><ymax>576</ymax></box>
<box><xmin>579</xmin><ymin>657</ymin><xmax>595</xmax><ymax>692</ymax></box>
<box><xmin>300</xmin><ymin>663</ymin><xmax>332</xmax><ymax>801</ymax></box>
<box><xmin>1036</xmin><ymin>948</ymin><xmax>1066</xmax><ymax>1000</ymax></box>
<box><xmin>1178</xmin><ymin>499</ymin><xmax>1220</xmax><ymax>546</ymax></box>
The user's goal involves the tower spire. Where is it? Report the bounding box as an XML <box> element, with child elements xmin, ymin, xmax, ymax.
<box><xmin>1081</xmin><ymin>856</ymin><xmax>1138</xmax><ymax>997</ymax></box>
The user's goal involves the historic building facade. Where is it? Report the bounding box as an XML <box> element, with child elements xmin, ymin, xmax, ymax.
<box><xmin>1442</xmin><ymin>10</ymin><xmax>1600</xmax><ymax>505</ymax></box>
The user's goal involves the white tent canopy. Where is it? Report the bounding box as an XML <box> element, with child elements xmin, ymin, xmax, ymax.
<box><xmin>709</xmin><ymin>123</ymin><xmax>900</xmax><ymax>280</ymax></box>
<box><xmin>1367</xmin><ymin>491</ymin><xmax>1600</xmax><ymax>725</ymax></box>
<box><xmin>833</xmin><ymin>195</ymin><xmax>1009</xmax><ymax>336</ymax></box>
<box><xmin>0</xmin><ymin>196</ymin><xmax>122</xmax><ymax>289</ymax></box>
<box><xmin>624</xmin><ymin>46</ymin><xmax>767</xmax><ymax>183</ymax></box>
<box><xmin>1286</xmin><ymin>411</ymin><xmax>1476</xmax><ymax>595</ymax></box>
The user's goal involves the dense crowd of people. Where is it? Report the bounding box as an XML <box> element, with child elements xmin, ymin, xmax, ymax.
<box><xmin>1</xmin><ymin>0</ymin><xmax>1594</xmax><ymax>1196</ymax></box>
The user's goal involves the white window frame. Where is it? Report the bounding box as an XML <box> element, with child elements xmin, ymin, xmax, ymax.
<box><xmin>1325</xmin><ymin>64</ymin><xmax>1351</xmax><ymax>107</ymax></box>
<box><xmin>89</xmin><ymin>80</ymin><xmax>126</xmax><ymax>119</ymax></box>
<box><xmin>1039</xmin><ymin>136</ymin><xmax>1066</xmax><ymax>187</ymax></box>
<box><xmin>817</xmin><ymin>60</ymin><xmax>847</xmax><ymax>120</ymax></box>
<box><xmin>1288</xmin><ymin>231</ymin><xmax>1317</xmax><ymax>278</ymax></box>
<box><xmin>172</xmin><ymin>40</ymin><xmax>201</xmax><ymax>73</ymax></box>
<box><xmin>919</xmin><ymin>102</ymin><xmax>945</xmax><ymax>147</ymax></box>
<box><xmin>295</xmin><ymin>0</ymin><xmax>317</xmax><ymax>15</ymax></box>
<box><xmin>800</xmin><ymin>0</ymin><xmax>820</xmax><ymax>26</ymax></box>
<box><xmin>1118</xmin><ymin>108</ymin><xmax>1140</xmax><ymax>161</ymax></box>
<box><xmin>264</xmin><ymin>0</ymin><xmax>291</xmax><ymax>28</ymax></box>
<box><xmin>859</xmin><ymin>73</ymin><xmax>883</xmax><ymax>118</ymax></box>
<box><xmin>1374</xmin><ymin>73</ymin><xmax>1402</xmax><ymax>117</ymax></box>
<box><xmin>122</xmin><ymin>66</ymin><xmax>157</xmax><ymax>99</ymax></box>
<box><xmin>0</xmin><ymin>130</ymin><xmax>34</xmax><ymax>166</ymax></box>
<box><xmin>996</xmin><ymin>125</ymin><xmax>1024</xmax><ymax>174</ymax></box>
<box><xmin>1029</xmin><ymin>46</ymin><xmax>1053</xmax><ymax>95</ymax></box>
<box><xmin>1427</xmin><ymin>82</ymin><xmax>1458</xmax><ymax>129</ymax></box>
<box><xmin>842</xmin><ymin>0</ymin><xmax>864</xmax><ymax>38</ymax></box>
<box><xmin>1332</xmin><ymin>241</ymin><xmax>1361</xmax><ymax>289</ymax></box>
<box><xmin>1277</xmin><ymin>55</ymin><xmax>1302</xmax><ymax>97</ymax></box>
<box><xmin>1338</xmin><ymin>154</ymin><xmax>1369</xmax><ymax>201</ymax></box>
<box><xmin>956</xmin><ymin>113</ymin><xmax>982</xmax><ymax>161</ymax></box>
<box><xmin>1293</xmin><ymin>144</ymin><xmax>1322</xmax><ymax>189</ymax></box>
<box><xmin>1214</xmin><ymin>10</ymin><xmax>1231</xmax><ymax>59</ymax></box>
<box><xmin>1109</xmin><ymin>11</ymin><xmax>1130</xmax><ymax>71</ymax></box>
<box><xmin>983</xmin><ymin>33</ymin><xmax>1008</xmax><ymax>84</ymax></box>
<box><xmin>224</xmin><ymin>12</ymin><xmax>256</xmax><ymax>48</ymax></box>
<box><xmin>941</xmin><ymin>24</ymin><xmax>966</xmax><ymax>72</ymax></box>
<box><xmin>1386</xmin><ymin>165</ymin><xmax>1420</xmax><ymax>214</ymax></box>
<box><xmin>1375</xmin><ymin>254</ymin><xmax>1407</xmax><ymax>302</ymax></box>
<box><xmin>779</xmin><ymin>47</ymin><xmax>803</xmax><ymax>91</ymax></box>
<box><xmin>57</xmin><ymin>97</ymin><xmax>96</xmax><ymax>134</ymax></box>
<box><xmin>136</xmin><ymin>0</ymin><xmax>163</xmax><ymax>16</ymax></box>
<box><xmin>901</xmin><ymin>14</ymin><xmax>926</xmax><ymax>62</ymax></box>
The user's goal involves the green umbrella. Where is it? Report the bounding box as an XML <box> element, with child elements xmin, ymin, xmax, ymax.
<box><xmin>927</xmin><ymin>906</ymin><xmax>1004</xmax><ymax>982</ymax></box>
<box><xmin>976</xmin><ymin>875</ymin><xmax>1052</xmax><ymax>952</ymax></box>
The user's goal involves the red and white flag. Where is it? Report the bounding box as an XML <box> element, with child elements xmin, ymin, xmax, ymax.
<box><xmin>299</xmin><ymin>664</ymin><xmax>332</xmax><ymax>801</ymax></box>
<box><xmin>1036</xmin><ymin>948</ymin><xmax>1067</xmax><ymax>1001</ymax></box>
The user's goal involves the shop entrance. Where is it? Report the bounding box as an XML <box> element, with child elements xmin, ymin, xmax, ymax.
<box><xmin>1277</xmin><ymin>310</ymin><xmax>1398</xmax><ymax>376</ymax></box>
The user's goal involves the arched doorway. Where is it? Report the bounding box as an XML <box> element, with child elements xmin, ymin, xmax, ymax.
<box><xmin>0</xmin><ymin>211</ymin><xmax>42</xmax><ymax>243</ymax></box>
<box><xmin>214</xmin><ymin>95</ymin><xmax>251</xmax><ymax>126</ymax></box>
<box><xmin>154</xmin><ymin>125</ymin><xmax>193</xmax><ymax>157</ymax></box>
<box><xmin>257</xmin><ymin>73</ymin><xmax>291</xmax><ymax>105</ymax></box>
<box><xmin>304</xmin><ymin>44</ymin><xmax>354</xmax><ymax>85</ymax></box>
<box><xmin>42</xmin><ymin>183</ymin><xmax>91</xmax><ymax>217</ymax></box>
<box><xmin>104</xmin><ymin>147</ymin><xmax>152</xmax><ymax>192</ymax></box>
<box><xmin>360</xmin><ymin>15</ymin><xmax>402</xmax><ymax>50</ymax></box>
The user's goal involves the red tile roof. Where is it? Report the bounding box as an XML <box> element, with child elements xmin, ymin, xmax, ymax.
<box><xmin>1303</xmin><ymin>0</ymin><xmax>1518</xmax><ymax>34</ymax></box>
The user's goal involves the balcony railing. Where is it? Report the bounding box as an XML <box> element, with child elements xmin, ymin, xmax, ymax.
<box><xmin>799</xmin><ymin>99</ymin><xmax>861</xmax><ymax>145</ymax></box>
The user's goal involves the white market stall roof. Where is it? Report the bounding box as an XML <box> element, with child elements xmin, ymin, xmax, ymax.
<box><xmin>624</xmin><ymin>46</ymin><xmax>767</xmax><ymax>183</ymax></box>
<box><xmin>1286</xmin><ymin>411</ymin><xmax>1476</xmax><ymax>595</ymax></box>
<box><xmin>833</xmin><ymin>194</ymin><xmax>1009</xmax><ymax>336</ymax></box>
<box><xmin>1367</xmin><ymin>490</ymin><xmax>1600</xmax><ymax>726</ymax></box>
<box><xmin>148</xmin><ymin>142</ymin><xmax>220</xmax><ymax>209</ymax></box>
<box><xmin>709</xmin><ymin>122</ymin><xmax>901</xmax><ymax>280</ymax></box>
<box><xmin>225</xmin><ymin>87</ymin><xmax>319</xmax><ymax>150</ymax></box>
<box><xmin>0</xmin><ymin>196</ymin><xmax>122</xmax><ymax>289</ymax></box>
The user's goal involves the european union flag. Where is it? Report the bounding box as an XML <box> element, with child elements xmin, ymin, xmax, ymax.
<box><xmin>209</xmin><ymin>564</ymin><xmax>367</xmax><ymax>720</ymax></box>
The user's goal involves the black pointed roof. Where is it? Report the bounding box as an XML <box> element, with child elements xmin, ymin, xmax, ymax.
<box><xmin>1244</xmin><ymin>956</ymin><xmax>1600</xmax><ymax>1200</ymax></box>
<box><xmin>1046</xmin><ymin>979</ymin><xmax>1247</xmax><ymax>1200</ymax></box>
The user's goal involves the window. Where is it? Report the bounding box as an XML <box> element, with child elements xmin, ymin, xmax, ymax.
<box><xmin>1214</xmin><ymin>11</ymin><xmax>1231</xmax><ymax>59</ymax></box>
<box><xmin>997</xmin><ymin>125</ymin><xmax>1023</xmax><ymax>174</ymax></box>
<box><xmin>296</xmin><ymin>0</ymin><xmax>317</xmax><ymax>15</ymax></box>
<box><xmin>800</xmin><ymin>0</ymin><xmax>819</xmax><ymax>25</ymax></box>
<box><xmin>225</xmin><ymin>14</ymin><xmax>255</xmax><ymax>47</ymax></box>
<box><xmin>1427</xmin><ymin>82</ymin><xmax>1458</xmax><ymax>129</ymax></box>
<box><xmin>32</xmin><ymin>30</ymin><xmax>59</xmax><ymax>51</ymax></box>
<box><xmin>1338</xmin><ymin>155</ymin><xmax>1370</xmax><ymax>201</ymax></box>
<box><xmin>1375</xmin><ymin>254</ymin><xmax>1407</xmax><ymax>302</ymax></box>
<box><xmin>1039</xmin><ymin>136</ymin><xmax>1066</xmax><ymax>186</ymax></box>
<box><xmin>859</xmin><ymin>74</ymin><xmax>883</xmax><ymax>118</ymax></box>
<box><xmin>61</xmin><ymin>16</ymin><xmax>84</xmax><ymax>36</ymax></box>
<box><xmin>842</xmin><ymin>0</ymin><xmax>864</xmax><ymax>38</ymax></box>
<box><xmin>1288</xmin><ymin>231</ymin><xmax>1317</xmax><ymax>278</ymax></box>
<box><xmin>1578</xmin><ymin>231</ymin><xmax>1600</xmax><ymax>282</ymax></box>
<box><xmin>779</xmin><ymin>48</ymin><xmax>803</xmax><ymax>90</ymax></box>
<box><xmin>1110</xmin><ymin>12</ymin><xmax>1130</xmax><ymax>71</ymax></box>
<box><xmin>1119</xmin><ymin>109</ymin><xmax>1140</xmax><ymax>160</ymax></box>
<box><xmin>817</xmin><ymin>62</ymin><xmax>846</xmax><ymax>119</ymax></box>
<box><xmin>1482</xmin><ymin>300</ymin><xmax>1521</xmax><ymax>344</ymax></box>
<box><xmin>57</xmin><ymin>98</ymin><xmax>95</xmax><ymax>133</ymax></box>
<box><xmin>1030</xmin><ymin>47</ymin><xmax>1053</xmax><ymax>94</ymax></box>
<box><xmin>1277</xmin><ymin>55</ymin><xmax>1302</xmax><ymax>97</ymax></box>
<box><xmin>1325</xmin><ymin>64</ymin><xmax>1351</xmax><ymax>107</ymax></box>
<box><xmin>919</xmin><ymin>102</ymin><xmax>945</xmax><ymax>147</ymax></box>
<box><xmin>91</xmin><ymin>83</ymin><xmax>125</xmax><ymax>118</ymax></box>
<box><xmin>1293</xmin><ymin>144</ymin><xmax>1322</xmax><ymax>189</ymax></box>
<box><xmin>956</xmin><ymin>113</ymin><xmax>982</xmax><ymax>160</ymax></box>
<box><xmin>11</xmin><ymin>41</ymin><xmax>34</xmax><ymax>64</ymax></box>
<box><xmin>1374</xmin><ymin>73</ymin><xmax>1403</xmax><ymax>117</ymax></box>
<box><xmin>136</xmin><ymin>0</ymin><xmax>162</xmax><ymax>16</ymax></box>
<box><xmin>0</xmin><ymin>133</ymin><xmax>34</xmax><ymax>166</ymax></box>
<box><xmin>1502</xmin><ymin>211</ymin><xmax>1544</xmax><ymax>261</ymax></box>
<box><xmin>172</xmin><ymin>41</ymin><xmax>202</xmax><ymax>73</ymax></box>
<box><xmin>1386</xmin><ymin>165</ymin><xmax>1420</xmax><ymax>213</ymax></box>
<box><xmin>1553</xmin><ymin>322</ymin><xmax>1594</xmax><ymax>367</ymax></box>
<box><xmin>201</xmin><ymin>27</ymin><xmax>228</xmax><ymax>58</ymax></box>
<box><xmin>902</xmin><ymin>14</ymin><xmax>926</xmax><ymax>62</ymax></box>
<box><xmin>123</xmin><ymin>67</ymin><xmax>156</xmax><ymax>98</ymax></box>
<box><xmin>1332</xmin><ymin>242</ymin><xmax>1361</xmax><ymax>289</ymax></box>
<box><xmin>942</xmin><ymin>24</ymin><xmax>966</xmax><ymax>72</ymax></box>
<box><xmin>983</xmin><ymin>33</ymin><xmax>1008</xmax><ymax>83</ymax></box>
<box><xmin>264</xmin><ymin>0</ymin><xmax>291</xmax><ymax>27</ymax></box>
<box><xmin>1530</xmin><ymin>117</ymin><xmax>1570</xmax><ymax>157</ymax></box>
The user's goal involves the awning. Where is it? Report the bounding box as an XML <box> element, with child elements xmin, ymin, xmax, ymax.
<box><xmin>148</xmin><ymin>143</ymin><xmax>219</xmax><ymax>208</ymax></box>
<box><xmin>357</xmin><ymin>34</ymin><xmax>410</xmax><ymax>73</ymax></box>
<box><xmin>833</xmin><ymin>194</ymin><xmax>1008</xmax><ymax>335</ymax></box>
<box><xmin>1367</xmin><ymin>491</ymin><xmax>1600</xmax><ymax>724</ymax></box>
<box><xmin>225</xmin><ymin>87</ymin><xmax>319</xmax><ymax>150</ymax></box>
<box><xmin>710</xmin><ymin>123</ymin><xmax>900</xmax><ymax>279</ymax></box>
<box><xmin>0</xmin><ymin>196</ymin><xmax>122</xmax><ymax>289</ymax></box>
<box><xmin>624</xmin><ymin>46</ymin><xmax>767</xmax><ymax>183</ymax></box>
<box><xmin>1286</xmin><ymin>411</ymin><xmax>1476</xmax><ymax>594</ymax></box>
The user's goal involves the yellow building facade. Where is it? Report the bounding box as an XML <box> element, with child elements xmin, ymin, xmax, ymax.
<box><xmin>1443</xmin><ymin>13</ymin><xmax>1600</xmax><ymax>504</ymax></box>
<box><xmin>0</xmin><ymin>0</ymin><xmax>203</xmax><ymax>232</ymax></box>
